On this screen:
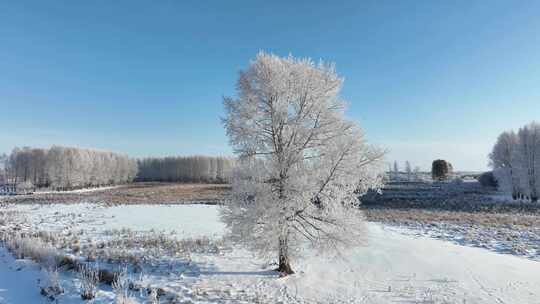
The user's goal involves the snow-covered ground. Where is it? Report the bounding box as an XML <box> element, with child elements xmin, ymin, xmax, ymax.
<box><xmin>1</xmin><ymin>204</ymin><xmax>539</xmax><ymax>303</ymax></box>
<box><xmin>11</xmin><ymin>203</ymin><xmax>226</xmax><ymax>239</ymax></box>
<box><xmin>376</xmin><ymin>219</ymin><xmax>540</xmax><ymax>261</ymax></box>
<box><xmin>0</xmin><ymin>246</ymin><xmax>121</xmax><ymax>304</ymax></box>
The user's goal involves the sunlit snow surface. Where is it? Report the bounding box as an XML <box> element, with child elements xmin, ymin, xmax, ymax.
<box><xmin>2</xmin><ymin>203</ymin><xmax>539</xmax><ymax>303</ymax></box>
<box><xmin>12</xmin><ymin>203</ymin><xmax>226</xmax><ymax>239</ymax></box>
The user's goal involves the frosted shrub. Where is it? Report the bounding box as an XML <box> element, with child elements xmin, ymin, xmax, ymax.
<box><xmin>40</xmin><ymin>267</ymin><xmax>63</xmax><ymax>300</ymax></box>
<box><xmin>147</xmin><ymin>288</ymin><xmax>159</xmax><ymax>304</ymax></box>
<box><xmin>478</xmin><ymin>171</ymin><xmax>498</xmax><ymax>188</ymax></box>
<box><xmin>78</xmin><ymin>263</ymin><xmax>99</xmax><ymax>300</ymax></box>
<box><xmin>4</xmin><ymin>234</ymin><xmax>59</xmax><ymax>266</ymax></box>
<box><xmin>113</xmin><ymin>266</ymin><xmax>139</xmax><ymax>304</ymax></box>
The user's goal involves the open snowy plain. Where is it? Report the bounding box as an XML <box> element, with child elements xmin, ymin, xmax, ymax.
<box><xmin>1</xmin><ymin>203</ymin><xmax>539</xmax><ymax>304</ymax></box>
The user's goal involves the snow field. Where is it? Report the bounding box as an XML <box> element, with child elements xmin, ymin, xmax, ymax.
<box><xmin>0</xmin><ymin>204</ymin><xmax>538</xmax><ymax>303</ymax></box>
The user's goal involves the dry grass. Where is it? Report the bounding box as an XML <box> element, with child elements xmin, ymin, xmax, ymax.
<box><xmin>3</xmin><ymin>233</ymin><xmax>60</xmax><ymax>266</ymax></box>
<box><xmin>362</xmin><ymin>181</ymin><xmax>540</xmax><ymax>259</ymax></box>
<box><xmin>79</xmin><ymin>263</ymin><xmax>100</xmax><ymax>300</ymax></box>
<box><xmin>0</xmin><ymin>183</ymin><xmax>230</xmax><ymax>205</ymax></box>
<box><xmin>364</xmin><ymin>208</ymin><xmax>540</xmax><ymax>259</ymax></box>
<box><xmin>40</xmin><ymin>267</ymin><xmax>64</xmax><ymax>301</ymax></box>
<box><xmin>364</xmin><ymin>208</ymin><xmax>540</xmax><ymax>229</ymax></box>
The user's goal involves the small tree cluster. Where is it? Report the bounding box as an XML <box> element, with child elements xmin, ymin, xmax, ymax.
<box><xmin>490</xmin><ymin>122</ymin><xmax>540</xmax><ymax>201</ymax></box>
<box><xmin>431</xmin><ymin>159</ymin><xmax>453</xmax><ymax>181</ymax></box>
<box><xmin>136</xmin><ymin>156</ymin><xmax>234</xmax><ymax>183</ymax></box>
<box><xmin>388</xmin><ymin>160</ymin><xmax>420</xmax><ymax>181</ymax></box>
<box><xmin>3</xmin><ymin>146</ymin><xmax>137</xmax><ymax>190</ymax></box>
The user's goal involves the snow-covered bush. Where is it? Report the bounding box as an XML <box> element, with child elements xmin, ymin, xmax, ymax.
<box><xmin>451</xmin><ymin>177</ymin><xmax>464</xmax><ymax>186</ymax></box>
<box><xmin>478</xmin><ymin>171</ymin><xmax>497</xmax><ymax>188</ymax></box>
<box><xmin>4</xmin><ymin>234</ymin><xmax>59</xmax><ymax>266</ymax></box>
<box><xmin>40</xmin><ymin>267</ymin><xmax>63</xmax><ymax>301</ymax></box>
<box><xmin>78</xmin><ymin>263</ymin><xmax>99</xmax><ymax>300</ymax></box>
<box><xmin>113</xmin><ymin>267</ymin><xmax>138</xmax><ymax>304</ymax></box>
<box><xmin>147</xmin><ymin>288</ymin><xmax>159</xmax><ymax>304</ymax></box>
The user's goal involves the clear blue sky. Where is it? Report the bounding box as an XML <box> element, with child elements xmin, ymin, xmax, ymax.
<box><xmin>2</xmin><ymin>1</ymin><xmax>540</xmax><ymax>171</ymax></box>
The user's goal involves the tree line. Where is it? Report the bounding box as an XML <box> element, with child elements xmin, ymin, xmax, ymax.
<box><xmin>490</xmin><ymin>121</ymin><xmax>540</xmax><ymax>202</ymax></box>
<box><xmin>388</xmin><ymin>160</ymin><xmax>422</xmax><ymax>181</ymax></box>
<box><xmin>0</xmin><ymin>147</ymin><xmax>236</xmax><ymax>191</ymax></box>
<box><xmin>136</xmin><ymin>156</ymin><xmax>234</xmax><ymax>183</ymax></box>
<box><xmin>2</xmin><ymin>146</ymin><xmax>138</xmax><ymax>190</ymax></box>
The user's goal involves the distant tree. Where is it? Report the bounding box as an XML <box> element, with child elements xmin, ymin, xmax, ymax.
<box><xmin>431</xmin><ymin>159</ymin><xmax>452</xmax><ymax>181</ymax></box>
<box><xmin>514</xmin><ymin>122</ymin><xmax>540</xmax><ymax>202</ymax></box>
<box><xmin>393</xmin><ymin>161</ymin><xmax>399</xmax><ymax>181</ymax></box>
<box><xmin>16</xmin><ymin>180</ymin><xmax>34</xmax><ymax>194</ymax></box>
<box><xmin>413</xmin><ymin>166</ymin><xmax>421</xmax><ymax>181</ymax></box>
<box><xmin>6</xmin><ymin>146</ymin><xmax>137</xmax><ymax>191</ymax></box>
<box><xmin>0</xmin><ymin>153</ymin><xmax>6</xmax><ymax>184</ymax></box>
<box><xmin>136</xmin><ymin>156</ymin><xmax>234</xmax><ymax>183</ymax></box>
<box><xmin>222</xmin><ymin>52</ymin><xmax>385</xmax><ymax>275</ymax></box>
<box><xmin>405</xmin><ymin>161</ymin><xmax>412</xmax><ymax>181</ymax></box>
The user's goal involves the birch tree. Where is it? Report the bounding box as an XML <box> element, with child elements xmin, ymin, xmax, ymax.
<box><xmin>514</xmin><ymin>123</ymin><xmax>540</xmax><ymax>201</ymax></box>
<box><xmin>221</xmin><ymin>52</ymin><xmax>385</xmax><ymax>275</ymax></box>
<box><xmin>489</xmin><ymin>130</ymin><xmax>519</xmax><ymax>197</ymax></box>
<box><xmin>413</xmin><ymin>166</ymin><xmax>421</xmax><ymax>181</ymax></box>
<box><xmin>490</xmin><ymin>122</ymin><xmax>540</xmax><ymax>202</ymax></box>
<box><xmin>405</xmin><ymin>161</ymin><xmax>412</xmax><ymax>181</ymax></box>
<box><xmin>393</xmin><ymin>161</ymin><xmax>399</xmax><ymax>181</ymax></box>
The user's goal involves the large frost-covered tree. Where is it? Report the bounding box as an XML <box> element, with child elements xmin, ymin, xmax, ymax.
<box><xmin>515</xmin><ymin>123</ymin><xmax>540</xmax><ymax>201</ymax></box>
<box><xmin>221</xmin><ymin>52</ymin><xmax>385</xmax><ymax>275</ymax></box>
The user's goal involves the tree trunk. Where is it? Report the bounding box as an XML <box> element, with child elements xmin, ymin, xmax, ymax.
<box><xmin>276</xmin><ymin>234</ymin><xmax>294</xmax><ymax>275</ymax></box>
